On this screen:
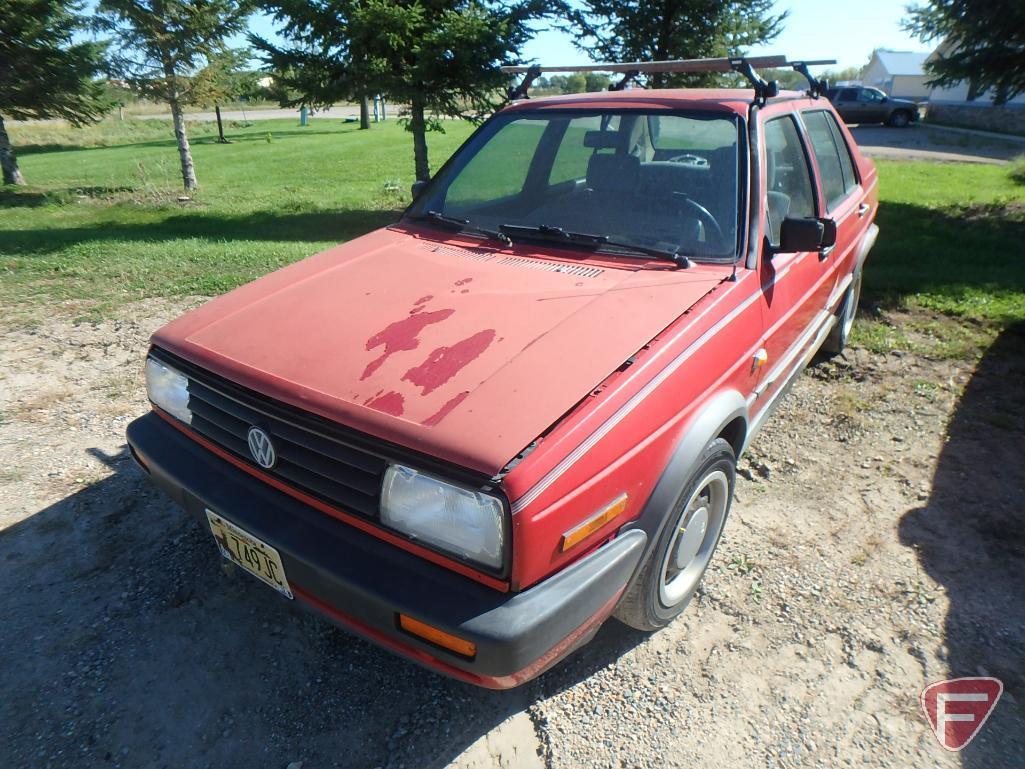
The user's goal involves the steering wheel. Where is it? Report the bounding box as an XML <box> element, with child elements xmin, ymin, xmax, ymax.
<box><xmin>667</xmin><ymin>153</ymin><xmax>708</xmax><ymax>167</ymax></box>
<box><xmin>677</xmin><ymin>196</ymin><xmax>725</xmax><ymax>249</ymax></box>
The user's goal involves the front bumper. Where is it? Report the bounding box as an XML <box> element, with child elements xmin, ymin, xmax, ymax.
<box><xmin>126</xmin><ymin>411</ymin><xmax>646</xmax><ymax>688</ymax></box>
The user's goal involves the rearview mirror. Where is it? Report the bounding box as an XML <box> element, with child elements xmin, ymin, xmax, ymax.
<box><xmin>776</xmin><ymin>217</ymin><xmax>826</xmax><ymax>253</ymax></box>
<box><xmin>410</xmin><ymin>179</ymin><xmax>428</xmax><ymax>200</ymax></box>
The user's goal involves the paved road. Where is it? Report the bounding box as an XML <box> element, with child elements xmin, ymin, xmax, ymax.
<box><xmin>850</xmin><ymin>123</ymin><xmax>1023</xmax><ymax>164</ymax></box>
<box><xmin>133</xmin><ymin>105</ymin><xmax>378</xmax><ymax>123</ymax></box>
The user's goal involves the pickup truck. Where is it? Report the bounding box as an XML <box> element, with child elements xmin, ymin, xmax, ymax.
<box><xmin>826</xmin><ymin>85</ymin><xmax>919</xmax><ymax>127</ymax></box>
<box><xmin>127</xmin><ymin>57</ymin><xmax>879</xmax><ymax>689</ymax></box>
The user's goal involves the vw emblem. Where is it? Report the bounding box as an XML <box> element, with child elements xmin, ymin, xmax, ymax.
<box><xmin>247</xmin><ymin>426</ymin><xmax>277</xmax><ymax>469</ymax></box>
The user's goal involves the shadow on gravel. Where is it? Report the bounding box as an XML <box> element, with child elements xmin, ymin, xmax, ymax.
<box><xmin>899</xmin><ymin>321</ymin><xmax>1025</xmax><ymax>765</ymax></box>
<box><xmin>0</xmin><ymin>445</ymin><xmax>645</xmax><ymax>769</ymax></box>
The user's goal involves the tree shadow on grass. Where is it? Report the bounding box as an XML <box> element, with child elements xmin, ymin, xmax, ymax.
<box><xmin>1</xmin><ymin>208</ymin><xmax>405</xmax><ymax>255</ymax></box>
<box><xmin>0</xmin><ymin>186</ymin><xmax>137</xmax><ymax>208</ymax></box>
<box><xmin>0</xmin><ymin>445</ymin><xmax>644</xmax><ymax>769</ymax></box>
<box><xmin>863</xmin><ymin>200</ymin><xmax>1025</xmax><ymax>316</ymax></box>
<box><xmin>11</xmin><ymin>123</ymin><xmax>364</xmax><ymax>156</ymax></box>
<box><xmin>898</xmin><ymin>322</ymin><xmax>1025</xmax><ymax>765</ymax></box>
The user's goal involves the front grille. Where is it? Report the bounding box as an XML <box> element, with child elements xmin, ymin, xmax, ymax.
<box><xmin>185</xmin><ymin>377</ymin><xmax>387</xmax><ymax>517</ymax></box>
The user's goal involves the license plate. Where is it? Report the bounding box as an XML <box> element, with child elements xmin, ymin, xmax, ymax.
<box><xmin>206</xmin><ymin>510</ymin><xmax>293</xmax><ymax>599</ymax></box>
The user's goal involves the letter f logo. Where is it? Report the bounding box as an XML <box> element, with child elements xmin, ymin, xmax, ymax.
<box><xmin>921</xmin><ymin>677</ymin><xmax>1003</xmax><ymax>751</ymax></box>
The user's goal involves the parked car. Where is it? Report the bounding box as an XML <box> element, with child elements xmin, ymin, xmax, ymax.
<box><xmin>826</xmin><ymin>85</ymin><xmax>918</xmax><ymax>127</ymax></box>
<box><xmin>127</xmin><ymin>63</ymin><xmax>879</xmax><ymax>689</ymax></box>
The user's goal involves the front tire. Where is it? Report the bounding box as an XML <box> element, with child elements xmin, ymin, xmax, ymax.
<box><xmin>614</xmin><ymin>438</ymin><xmax>736</xmax><ymax>631</ymax></box>
<box><xmin>888</xmin><ymin>110</ymin><xmax>912</xmax><ymax>127</ymax></box>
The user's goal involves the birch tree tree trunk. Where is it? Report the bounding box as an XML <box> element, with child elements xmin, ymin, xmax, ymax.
<box><xmin>409</xmin><ymin>93</ymin><xmax>430</xmax><ymax>182</ymax></box>
<box><xmin>0</xmin><ymin>116</ymin><xmax>26</xmax><ymax>186</ymax></box>
<box><xmin>170</xmin><ymin>99</ymin><xmax>198</xmax><ymax>190</ymax></box>
<box><xmin>164</xmin><ymin>67</ymin><xmax>198</xmax><ymax>190</ymax></box>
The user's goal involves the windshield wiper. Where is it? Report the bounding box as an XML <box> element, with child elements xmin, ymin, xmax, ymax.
<box><xmin>410</xmin><ymin>210</ymin><xmax>511</xmax><ymax>246</ymax></box>
<box><xmin>498</xmin><ymin>223</ymin><xmax>693</xmax><ymax>268</ymax></box>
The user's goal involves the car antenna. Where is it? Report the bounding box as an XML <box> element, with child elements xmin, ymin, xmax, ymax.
<box><xmin>788</xmin><ymin>60</ymin><xmax>836</xmax><ymax>99</ymax></box>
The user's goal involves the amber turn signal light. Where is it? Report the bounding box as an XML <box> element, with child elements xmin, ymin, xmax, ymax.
<box><xmin>560</xmin><ymin>493</ymin><xmax>629</xmax><ymax>552</ymax></box>
<box><xmin>398</xmin><ymin>614</ymin><xmax>477</xmax><ymax>658</ymax></box>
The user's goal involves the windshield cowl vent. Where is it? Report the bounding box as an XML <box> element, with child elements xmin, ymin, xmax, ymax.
<box><xmin>496</xmin><ymin>257</ymin><xmax>604</xmax><ymax>279</ymax></box>
<box><xmin>418</xmin><ymin>242</ymin><xmax>497</xmax><ymax>261</ymax></box>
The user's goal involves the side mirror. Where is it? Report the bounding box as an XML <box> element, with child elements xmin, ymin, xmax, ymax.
<box><xmin>410</xmin><ymin>179</ymin><xmax>428</xmax><ymax>200</ymax></box>
<box><xmin>776</xmin><ymin>217</ymin><xmax>836</xmax><ymax>254</ymax></box>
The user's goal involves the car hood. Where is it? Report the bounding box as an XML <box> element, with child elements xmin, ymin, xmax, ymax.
<box><xmin>153</xmin><ymin>225</ymin><xmax>724</xmax><ymax>475</ymax></box>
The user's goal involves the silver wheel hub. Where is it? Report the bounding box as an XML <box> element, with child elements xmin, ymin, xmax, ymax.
<box><xmin>658</xmin><ymin>469</ymin><xmax>729</xmax><ymax>607</ymax></box>
<box><xmin>674</xmin><ymin>506</ymin><xmax>708</xmax><ymax>570</ymax></box>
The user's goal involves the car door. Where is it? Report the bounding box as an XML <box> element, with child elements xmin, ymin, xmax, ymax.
<box><xmin>800</xmin><ymin>108</ymin><xmax>870</xmax><ymax>301</ymax></box>
<box><xmin>833</xmin><ymin>88</ymin><xmax>861</xmax><ymax>123</ymax></box>
<box><xmin>858</xmin><ymin>88</ymin><xmax>889</xmax><ymax>123</ymax></box>
<box><xmin>753</xmin><ymin>109</ymin><xmax>832</xmax><ymax>414</ymax></box>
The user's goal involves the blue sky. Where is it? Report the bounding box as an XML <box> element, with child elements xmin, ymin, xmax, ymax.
<box><xmin>249</xmin><ymin>0</ymin><xmax>930</xmax><ymax>73</ymax></box>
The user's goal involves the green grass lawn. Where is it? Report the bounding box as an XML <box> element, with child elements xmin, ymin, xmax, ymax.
<box><xmin>2</xmin><ymin>116</ymin><xmax>1024</xmax><ymax>353</ymax></box>
<box><xmin>1</xmin><ymin>118</ymin><xmax>474</xmax><ymax>313</ymax></box>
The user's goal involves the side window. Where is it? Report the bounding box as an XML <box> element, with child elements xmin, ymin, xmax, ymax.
<box><xmin>838</xmin><ymin>88</ymin><xmax>858</xmax><ymax>101</ymax></box>
<box><xmin>825</xmin><ymin>112</ymin><xmax>858</xmax><ymax>193</ymax></box>
<box><xmin>763</xmin><ymin>116</ymin><xmax>816</xmax><ymax>244</ymax></box>
<box><xmin>803</xmin><ymin>110</ymin><xmax>856</xmax><ymax>210</ymax></box>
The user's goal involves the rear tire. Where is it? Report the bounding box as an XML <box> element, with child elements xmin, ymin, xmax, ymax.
<box><xmin>823</xmin><ymin>269</ymin><xmax>863</xmax><ymax>356</ymax></box>
<box><xmin>614</xmin><ymin>438</ymin><xmax>736</xmax><ymax>631</ymax></box>
<box><xmin>888</xmin><ymin>110</ymin><xmax>912</xmax><ymax>127</ymax></box>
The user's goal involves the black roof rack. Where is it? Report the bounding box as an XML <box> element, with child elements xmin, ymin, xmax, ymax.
<box><xmin>502</xmin><ymin>55</ymin><xmax>837</xmax><ymax>104</ymax></box>
<box><xmin>502</xmin><ymin>55</ymin><xmax>788</xmax><ymax>102</ymax></box>
<box><xmin>787</xmin><ymin>59</ymin><xmax>836</xmax><ymax>99</ymax></box>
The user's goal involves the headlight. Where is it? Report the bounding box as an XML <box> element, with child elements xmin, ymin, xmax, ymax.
<box><xmin>145</xmin><ymin>357</ymin><xmax>192</xmax><ymax>424</ymax></box>
<box><xmin>381</xmin><ymin>465</ymin><xmax>506</xmax><ymax>570</ymax></box>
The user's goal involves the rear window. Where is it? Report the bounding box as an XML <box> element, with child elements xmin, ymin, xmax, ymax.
<box><xmin>802</xmin><ymin>110</ymin><xmax>858</xmax><ymax>211</ymax></box>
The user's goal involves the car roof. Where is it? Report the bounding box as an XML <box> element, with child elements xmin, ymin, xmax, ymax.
<box><xmin>501</xmin><ymin>88</ymin><xmax>758</xmax><ymax>116</ymax></box>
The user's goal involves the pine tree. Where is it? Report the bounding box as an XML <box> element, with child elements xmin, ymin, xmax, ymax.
<box><xmin>0</xmin><ymin>0</ymin><xmax>109</xmax><ymax>185</ymax></box>
<box><xmin>95</xmin><ymin>0</ymin><xmax>253</xmax><ymax>190</ymax></box>
<box><xmin>253</xmin><ymin>0</ymin><xmax>557</xmax><ymax>182</ymax></box>
<box><xmin>566</xmin><ymin>0</ymin><xmax>787</xmax><ymax>87</ymax></box>
<box><xmin>906</xmin><ymin>0</ymin><xmax>1025</xmax><ymax>104</ymax></box>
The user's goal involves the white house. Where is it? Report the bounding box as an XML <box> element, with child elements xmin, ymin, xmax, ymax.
<box><xmin>925</xmin><ymin>39</ymin><xmax>1025</xmax><ymax>132</ymax></box>
<box><xmin>861</xmin><ymin>49</ymin><xmax>931</xmax><ymax>101</ymax></box>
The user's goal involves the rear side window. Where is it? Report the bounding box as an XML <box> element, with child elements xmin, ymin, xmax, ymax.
<box><xmin>838</xmin><ymin>88</ymin><xmax>858</xmax><ymax>101</ymax></box>
<box><xmin>763</xmin><ymin>116</ymin><xmax>816</xmax><ymax>244</ymax></box>
<box><xmin>802</xmin><ymin>110</ymin><xmax>857</xmax><ymax>211</ymax></box>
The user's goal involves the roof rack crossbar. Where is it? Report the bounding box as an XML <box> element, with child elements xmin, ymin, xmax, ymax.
<box><xmin>788</xmin><ymin>59</ymin><xmax>836</xmax><ymax>99</ymax></box>
<box><xmin>500</xmin><ymin>55</ymin><xmax>788</xmax><ymax>77</ymax></box>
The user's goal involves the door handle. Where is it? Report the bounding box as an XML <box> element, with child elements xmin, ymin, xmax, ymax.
<box><xmin>857</xmin><ymin>203</ymin><xmax>870</xmax><ymax>218</ymax></box>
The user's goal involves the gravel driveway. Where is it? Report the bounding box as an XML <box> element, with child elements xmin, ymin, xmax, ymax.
<box><xmin>1</xmin><ymin>301</ymin><xmax>1023</xmax><ymax>769</ymax></box>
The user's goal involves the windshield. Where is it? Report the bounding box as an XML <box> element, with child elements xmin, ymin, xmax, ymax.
<box><xmin>406</xmin><ymin>110</ymin><xmax>743</xmax><ymax>262</ymax></box>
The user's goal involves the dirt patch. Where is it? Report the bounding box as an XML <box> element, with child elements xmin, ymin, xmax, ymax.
<box><xmin>1</xmin><ymin>301</ymin><xmax>1022</xmax><ymax>768</ymax></box>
